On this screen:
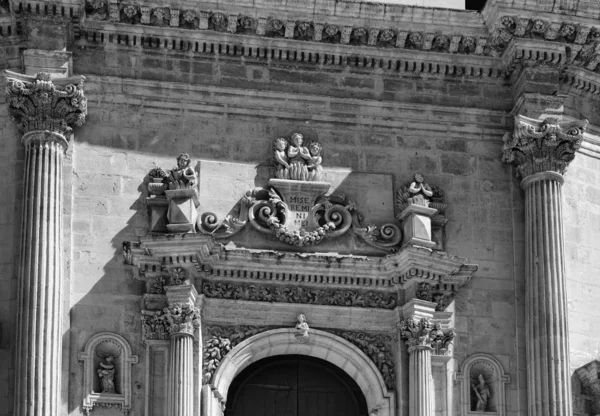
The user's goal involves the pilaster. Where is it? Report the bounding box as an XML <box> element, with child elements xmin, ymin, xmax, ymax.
<box><xmin>503</xmin><ymin>115</ymin><xmax>587</xmax><ymax>416</ymax></box>
<box><xmin>165</xmin><ymin>284</ymin><xmax>201</xmax><ymax>416</ymax></box>
<box><xmin>4</xmin><ymin>70</ymin><xmax>87</xmax><ymax>416</ymax></box>
<box><xmin>399</xmin><ymin>300</ymin><xmax>455</xmax><ymax>416</ymax></box>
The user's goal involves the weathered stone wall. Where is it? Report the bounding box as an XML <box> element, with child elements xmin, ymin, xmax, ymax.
<box><xmin>564</xmin><ymin>146</ymin><xmax>600</xmax><ymax>374</ymax></box>
<box><xmin>59</xmin><ymin>62</ymin><xmax>525</xmax><ymax>414</ymax></box>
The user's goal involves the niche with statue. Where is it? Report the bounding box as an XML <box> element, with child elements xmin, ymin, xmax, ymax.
<box><xmin>455</xmin><ymin>354</ymin><xmax>510</xmax><ymax>415</ymax></box>
<box><xmin>78</xmin><ymin>332</ymin><xmax>139</xmax><ymax>415</ymax></box>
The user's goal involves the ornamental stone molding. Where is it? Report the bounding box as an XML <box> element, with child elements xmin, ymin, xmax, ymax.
<box><xmin>5</xmin><ymin>70</ymin><xmax>87</xmax><ymax>140</ymax></box>
<box><xmin>399</xmin><ymin>317</ymin><xmax>455</xmax><ymax>354</ymax></box>
<box><xmin>502</xmin><ymin>115</ymin><xmax>588</xmax><ymax>178</ymax></box>
<box><xmin>206</xmin><ymin>328</ymin><xmax>395</xmax><ymax>416</ymax></box>
<box><xmin>124</xmin><ymin>234</ymin><xmax>477</xmax><ymax>310</ymax></box>
<box><xmin>202</xmin><ymin>281</ymin><xmax>397</xmax><ymax>309</ymax></box>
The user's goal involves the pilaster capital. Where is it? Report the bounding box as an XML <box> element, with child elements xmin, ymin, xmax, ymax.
<box><xmin>163</xmin><ymin>302</ymin><xmax>201</xmax><ymax>337</ymax></box>
<box><xmin>502</xmin><ymin>115</ymin><xmax>588</xmax><ymax>179</ymax></box>
<box><xmin>5</xmin><ymin>70</ymin><xmax>87</xmax><ymax>142</ymax></box>
<box><xmin>399</xmin><ymin>317</ymin><xmax>455</xmax><ymax>355</ymax></box>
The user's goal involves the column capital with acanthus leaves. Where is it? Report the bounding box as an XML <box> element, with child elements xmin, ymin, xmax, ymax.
<box><xmin>399</xmin><ymin>317</ymin><xmax>455</xmax><ymax>354</ymax></box>
<box><xmin>5</xmin><ymin>70</ymin><xmax>87</xmax><ymax>144</ymax></box>
<box><xmin>502</xmin><ymin>115</ymin><xmax>588</xmax><ymax>179</ymax></box>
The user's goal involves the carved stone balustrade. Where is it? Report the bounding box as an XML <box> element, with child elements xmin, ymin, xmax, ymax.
<box><xmin>5</xmin><ymin>70</ymin><xmax>87</xmax><ymax>416</ymax></box>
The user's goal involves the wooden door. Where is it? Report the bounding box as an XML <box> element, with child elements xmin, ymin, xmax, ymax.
<box><xmin>225</xmin><ymin>355</ymin><xmax>368</xmax><ymax>416</ymax></box>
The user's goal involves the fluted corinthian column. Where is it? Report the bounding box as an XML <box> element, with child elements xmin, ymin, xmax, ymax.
<box><xmin>165</xmin><ymin>284</ymin><xmax>201</xmax><ymax>416</ymax></box>
<box><xmin>5</xmin><ymin>71</ymin><xmax>87</xmax><ymax>416</ymax></box>
<box><xmin>399</xmin><ymin>317</ymin><xmax>454</xmax><ymax>416</ymax></box>
<box><xmin>503</xmin><ymin>115</ymin><xmax>588</xmax><ymax>416</ymax></box>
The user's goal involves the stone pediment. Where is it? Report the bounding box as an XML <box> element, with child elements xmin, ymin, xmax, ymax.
<box><xmin>123</xmin><ymin>233</ymin><xmax>477</xmax><ymax>312</ymax></box>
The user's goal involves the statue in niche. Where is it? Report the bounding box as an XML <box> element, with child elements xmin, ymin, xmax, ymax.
<box><xmin>408</xmin><ymin>173</ymin><xmax>433</xmax><ymax>206</ymax></box>
<box><xmin>295</xmin><ymin>313</ymin><xmax>310</xmax><ymax>340</ymax></box>
<box><xmin>167</xmin><ymin>153</ymin><xmax>197</xmax><ymax>189</ymax></box>
<box><xmin>273</xmin><ymin>134</ymin><xmax>323</xmax><ymax>182</ymax></box>
<box><xmin>471</xmin><ymin>373</ymin><xmax>491</xmax><ymax>411</ymax></box>
<box><xmin>97</xmin><ymin>354</ymin><xmax>116</xmax><ymax>393</ymax></box>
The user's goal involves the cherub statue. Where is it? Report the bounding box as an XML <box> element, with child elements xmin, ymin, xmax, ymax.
<box><xmin>307</xmin><ymin>142</ymin><xmax>323</xmax><ymax>181</ymax></box>
<box><xmin>408</xmin><ymin>173</ymin><xmax>433</xmax><ymax>206</ymax></box>
<box><xmin>295</xmin><ymin>313</ymin><xmax>310</xmax><ymax>339</ymax></box>
<box><xmin>472</xmin><ymin>373</ymin><xmax>491</xmax><ymax>411</ymax></box>
<box><xmin>287</xmin><ymin>133</ymin><xmax>311</xmax><ymax>180</ymax></box>
<box><xmin>97</xmin><ymin>354</ymin><xmax>116</xmax><ymax>393</ymax></box>
<box><xmin>168</xmin><ymin>153</ymin><xmax>197</xmax><ymax>189</ymax></box>
<box><xmin>273</xmin><ymin>137</ymin><xmax>290</xmax><ymax>179</ymax></box>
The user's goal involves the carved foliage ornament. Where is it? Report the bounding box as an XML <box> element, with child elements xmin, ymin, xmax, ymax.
<box><xmin>202</xmin><ymin>280</ymin><xmax>397</xmax><ymax>309</ymax></box>
<box><xmin>142</xmin><ymin>302</ymin><xmax>200</xmax><ymax>339</ymax></box>
<box><xmin>332</xmin><ymin>330</ymin><xmax>395</xmax><ymax>390</ymax></box>
<box><xmin>399</xmin><ymin>317</ymin><xmax>455</xmax><ymax>354</ymax></box>
<box><xmin>5</xmin><ymin>71</ymin><xmax>88</xmax><ymax>137</ymax></box>
<box><xmin>502</xmin><ymin>116</ymin><xmax>588</xmax><ymax>178</ymax></box>
<box><xmin>202</xmin><ymin>325</ymin><xmax>266</xmax><ymax>384</ymax></box>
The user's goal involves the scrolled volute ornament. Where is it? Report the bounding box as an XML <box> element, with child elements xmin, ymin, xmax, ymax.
<box><xmin>502</xmin><ymin>115</ymin><xmax>588</xmax><ymax>178</ymax></box>
<box><xmin>5</xmin><ymin>71</ymin><xmax>88</xmax><ymax>140</ymax></box>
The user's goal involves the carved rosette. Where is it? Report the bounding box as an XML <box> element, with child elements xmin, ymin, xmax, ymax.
<box><xmin>164</xmin><ymin>302</ymin><xmax>201</xmax><ymax>337</ymax></box>
<box><xmin>5</xmin><ymin>71</ymin><xmax>88</xmax><ymax>140</ymax></box>
<box><xmin>399</xmin><ymin>318</ymin><xmax>455</xmax><ymax>354</ymax></box>
<box><xmin>502</xmin><ymin>115</ymin><xmax>588</xmax><ymax>178</ymax></box>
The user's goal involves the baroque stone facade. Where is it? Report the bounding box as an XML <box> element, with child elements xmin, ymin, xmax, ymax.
<box><xmin>2</xmin><ymin>0</ymin><xmax>600</xmax><ymax>416</ymax></box>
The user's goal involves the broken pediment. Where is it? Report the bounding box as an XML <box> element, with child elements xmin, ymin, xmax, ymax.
<box><xmin>143</xmin><ymin>135</ymin><xmax>448</xmax><ymax>255</ymax></box>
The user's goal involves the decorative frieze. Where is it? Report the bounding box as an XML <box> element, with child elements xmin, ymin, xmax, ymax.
<box><xmin>502</xmin><ymin>116</ymin><xmax>588</xmax><ymax>178</ymax></box>
<box><xmin>202</xmin><ymin>280</ymin><xmax>397</xmax><ymax>309</ymax></box>
<box><xmin>5</xmin><ymin>71</ymin><xmax>87</xmax><ymax>138</ymax></box>
<box><xmin>575</xmin><ymin>361</ymin><xmax>600</xmax><ymax>415</ymax></box>
<box><xmin>332</xmin><ymin>330</ymin><xmax>395</xmax><ymax>390</ymax></box>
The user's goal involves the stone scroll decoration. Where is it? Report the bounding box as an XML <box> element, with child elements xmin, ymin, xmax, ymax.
<box><xmin>201</xmin><ymin>280</ymin><xmax>397</xmax><ymax>310</ymax></box>
<box><xmin>202</xmin><ymin>325</ymin><xmax>267</xmax><ymax>385</ymax></box>
<box><xmin>141</xmin><ymin>301</ymin><xmax>201</xmax><ymax>340</ymax></box>
<box><xmin>77</xmin><ymin>333</ymin><xmax>139</xmax><ymax>415</ymax></box>
<box><xmin>5</xmin><ymin>71</ymin><xmax>88</xmax><ymax>138</ymax></box>
<box><xmin>198</xmin><ymin>134</ymin><xmax>402</xmax><ymax>252</ymax></box>
<box><xmin>399</xmin><ymin>317</ymin><xmax>455</xmax><ymax>356</ymax></box>
<box><xmin>502</xmin><ymin>115</ymin><xmax>588</xmax><ymax>178</ymax></box>
<box><xmin>146</xmin><ymin>153</ymin><xmax>199</xmax><ymax>234</ymax></box>
<box><xmin>455</xmin><ymin>354</ymin><xmax>510</xmax><ymax>416</ymax></box>
<box><xmin>331</xmin><ymin>330</ymin><xmax>396</xmax><ymax>390</ymax></box>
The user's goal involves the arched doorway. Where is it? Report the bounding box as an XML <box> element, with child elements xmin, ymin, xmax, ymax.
<box><xmin>225</xmin><ymin>355</ymin><xmax>369</xmax><ymax>416</ymax></box>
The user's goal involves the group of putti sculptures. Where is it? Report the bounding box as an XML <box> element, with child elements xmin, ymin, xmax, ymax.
<box><xmin>273</xmin><ymin>133</ymin><xmax>324</xmax><ymax>182</ymax></box>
